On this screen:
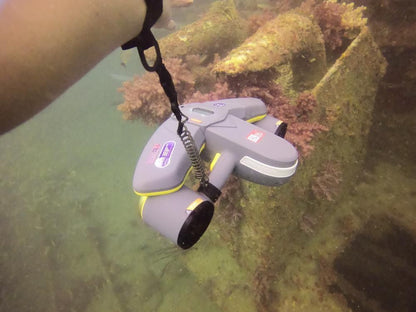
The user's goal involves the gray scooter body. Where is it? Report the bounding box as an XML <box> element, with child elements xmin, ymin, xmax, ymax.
<box><xmin>133</xmin><ymin>97</ymin><xmax>298</xmax><ymax>195</ymax></box>
<box><xmin>132</xmin><ymin>98</ymin><xmax>298</xmax><ymax>249</ymax></box>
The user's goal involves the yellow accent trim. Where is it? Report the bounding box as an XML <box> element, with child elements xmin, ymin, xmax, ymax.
<box><xmin>246</xmin><ymin>114</ymin><xmax>266</xmax><ymax>124</ymax></box>
<box><xmin>276</xmin><ymin>120</ymin><xmax>283</xmax><ymax>125</ymax></box>
<box><xmin>187</xmin><ymin>198</ymin><xmax>204</xmax><ymax>212</ymax></box>
<box><xmin>134</xmin><ymin>143</ymin><xmax>207</xmax><ymax>197</ymax></box>
<box><xmin>190</xmin><ymin>118</ymin><xmax>202</xmax><ymax>124</ymax></box>
<box><xmin>138</xmin><ymin>196</ymin><xmax>148</xmax><ymax>218</ymax></box>
<box><xmin>210</xmin><ymin>153</ymin><xmax>221</xmax><ymax>171</ymax></box>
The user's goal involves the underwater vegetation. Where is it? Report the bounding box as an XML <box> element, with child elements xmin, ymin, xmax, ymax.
<box><xmin>118</xmin><ymin>57</ymin><xmax>197</xmax><ymax>123</ymax></box>
<box><xmin>311</xmin><ymin>160</ymin><xmax>343</xmax><ymax>201</ymax></box>
<box><xmin>119</xmin><ymin>57</ymin><xmax>327</xmax><ymax>158</ymax></box>
<box><xmin>116</xmin><ymin>0</ymin><xmax>416</xmax><ymax>311</ymax></box>
<box><xmin>313</xmin><ymin>1</ymin><xmax>366</xmax><ymax>51</ymax></box>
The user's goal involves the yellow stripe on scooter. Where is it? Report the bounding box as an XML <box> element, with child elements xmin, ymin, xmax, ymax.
<box><xmin>186</xmin><ymin>198</ymin><xmax>204</xmax><ymax>212</ymax></box>
<box><xmin>139</xmin><ymin>196</ymin><xmax>148</xmax><ymax>218</ymax></box>
<box><xmin>210</xmin><ymin>153</ymin><xmax>221</xmax><ymax>171</ymax></box>
<box><xmin>246</xmin><ymin>114</ymin><xmax>266</xmax><ymax>123</ymax></box>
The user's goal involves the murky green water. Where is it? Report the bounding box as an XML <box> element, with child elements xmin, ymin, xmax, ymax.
<box><xmin>0</xmin><ymin>45</ymin><xmax>222</xmax><ymax>311</ymax></box>
<box><xmin>1</xmin><ymin>1</ymin><xmax>416</xmax><ymax>311</ymax></box>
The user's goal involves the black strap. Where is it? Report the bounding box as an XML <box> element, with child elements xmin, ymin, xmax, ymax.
<box><xmin>197</xmin><ymin>182</ymin><xmax>222</xmax><ymax>203</ymax></box>
<box><xmin>136</xmin><ymin>32</ymin><xmax>186</xmax><ymax>134</ymax></box>
<box><xmin>121</xmin><ymin>1</ymin><xmax>186</xmax><ymax>135</ymax></box>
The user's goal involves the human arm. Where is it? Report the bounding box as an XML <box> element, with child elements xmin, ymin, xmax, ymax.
<box><xmin>0</xmin><ymin>0</ymin><xmax>149</xmax><ymax>134</ymax></box>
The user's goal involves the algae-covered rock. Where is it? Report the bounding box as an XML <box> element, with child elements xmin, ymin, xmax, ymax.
<box><xmin>159</xmin><ymin>0</ymin><xmax>249</xmax><ymax>59</ymax></box>
<box><xmin>213</xmin><ymin>11</ymin><xmax>326</xmax><ymax>78</ymax></box>
<box><xmin>183</xmin><ymin>25</ymin><xmax>387</xmax><ymax>312</ymax></box>
<box><xmin>238</xmin><ymin>28</ymin><xmax>386</xmax><ymax>310</ymax></box>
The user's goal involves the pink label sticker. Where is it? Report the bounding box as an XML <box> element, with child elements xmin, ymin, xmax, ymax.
<box><xmin>146</xmin><ymin>144</ymin><xmax>161</xmax><ymax>164</ymax></box>
<box><xmin>247</xmin><ymin>129</ymin><xmax>265</xmax><ymax>143</ymax></box>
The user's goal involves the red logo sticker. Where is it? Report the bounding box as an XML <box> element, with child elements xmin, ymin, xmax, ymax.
<box><xmin>146</xmin><ymin>144</ymin><xmax>161</xmax><ymax>164</ymax></box>
<box><xmin>247</xmin><ymin>129</ymin><xmax>265</xmax><ymax>143</ymax></box>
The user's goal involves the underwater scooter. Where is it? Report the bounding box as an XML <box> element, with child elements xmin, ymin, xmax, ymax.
<box><xmin>132</xmin><ymin>97</ymin><xmax>298</xmax><ymax>249</ymax></box>
<box><xmin>119</xmin><ymin>3</ymin><xmax>297</xmax><ymax>249</ymax></box>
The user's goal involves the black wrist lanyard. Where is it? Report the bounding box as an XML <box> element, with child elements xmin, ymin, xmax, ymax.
<box><xmin>122</xmin><ymin>30</ymin><xmax>187</xmax><ymax>135</ymax></box>
<box><xmin>121</xmin><ymin>0</ymin><xmax>187</xmax><ymax>135</ymax></box>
